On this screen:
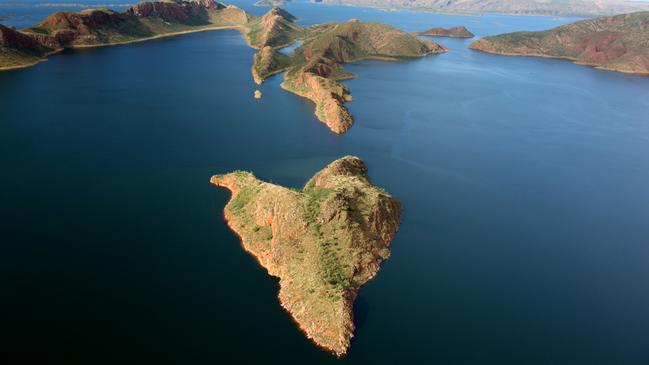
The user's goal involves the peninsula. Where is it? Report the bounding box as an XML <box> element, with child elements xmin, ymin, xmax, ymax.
<box><xmin>416</xmin><ymin>25</ymin><xmax>474</xmax><ymax>38</ymax></box>
<box><xmin>211</xmin><ymin>156</ymin><xmax>402</xmax><ymax>356</ymax></box>
<box><xmin>253</xmin><ymin>19</ymin><xmax>446</xmax><ymax>133</ymax></box>
<box><xmin>1</xmin><ymin>1</ymin><xmax>443</xmax><ymax>133</ymax></box>
<box><xmin>469</xmin><ymin>12</ymin><xmax>649</xmax><ymax>75</ymax></box>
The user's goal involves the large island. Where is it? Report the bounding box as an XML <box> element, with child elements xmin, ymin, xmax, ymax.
<box><xmin>211</xmin><ymin>156</ymin><xmax>402</xmax><ymax>356</ymax></box>
<box><xmin>469</xmin><ymin>11</ymin><xmax>649</xmax><ymax>75</ymax></box>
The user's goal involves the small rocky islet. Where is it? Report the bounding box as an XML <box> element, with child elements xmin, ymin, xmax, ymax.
<box><xmin>211</xmin><ymin>156</ymin><xmax>402</xmax><ymax>356</ymax></box>
<box><xmin>416</xmin><ymin>25</ymin><xmax>474</xmax><ymax>38</ymax></box>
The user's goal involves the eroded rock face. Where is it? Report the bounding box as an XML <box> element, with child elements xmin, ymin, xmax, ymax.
<box><xmin>0</xmin><ymin>24</ymin><xmax>43</xmax><ymax>50</ymax></box>
<box><xmin>211</xmin><ymin>156</ymin><xmax>402</xmax><ymax>356</ymax></box>
<box><xmin>469</xmin><ymin>11</ymin><xmax>649</xmax><ymax>75</ymax></box>
<box><xmin>21</xmin><ymin>0</ymin><xmax>235</xmax><ymax>48</ymax></box>
<box><xmin>0</xmin><ymin>24</ymin><xmax>52</xmax><ymax>69</ymax></box>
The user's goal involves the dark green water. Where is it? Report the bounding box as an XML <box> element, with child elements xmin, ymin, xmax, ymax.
<box><xmin>1</xmin><ymin>2</ymin><xmax>649</xmax><ymax>364</ymax></box>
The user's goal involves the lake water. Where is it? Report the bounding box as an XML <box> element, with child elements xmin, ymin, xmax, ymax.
<box><xmin>2</xmin><ymin>2</ymin><xmax>649</xmax><ymax>364</ymax></box>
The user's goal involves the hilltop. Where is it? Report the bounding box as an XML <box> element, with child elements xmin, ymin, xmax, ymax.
<box><xmin>211</xmin><ymin>156</ymin><xmax>402</xmax><ymax>356</ymax></box>
<box><xmin>469</xmin><ymin>12</ymin><xmax>649</xmax><ymax>75</ymax></box>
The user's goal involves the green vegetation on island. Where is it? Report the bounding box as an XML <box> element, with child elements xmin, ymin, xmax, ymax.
<box><xmin>211</xmin><ymin>156</ymin><xmax>402</xmax><ymax>356</ymax></box>
<box><xmin>469</xmin><ymin>12</ymin><xmax>649</xmax><ymax>75</ymax></box>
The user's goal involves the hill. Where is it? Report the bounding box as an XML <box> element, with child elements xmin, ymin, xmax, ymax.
<box><xmin>469</xmin><ymin>12</ymin><xmax>649</xmax><ymax>75</ymax></box>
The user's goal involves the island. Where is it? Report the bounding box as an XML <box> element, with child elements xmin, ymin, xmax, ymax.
<box><xmin>1</xmin><ymin>1</ymin><xmax>444</xmax><ymax>133</ymax></box>
<box><xmin>416</xmin><ymin>25</ymin><xmax>474</xmax><ymax>38</ymax></box>
<box><xmin>211</xmin><ymin>156</ymin><xmax>402</xmax><ymax>356</ymax></box>
<box><xmin>254</xmin><ymin>0</ymin><xmax>291</xmax><ymax>7</ymax></box>
<box><xmin>469</xmin><ymin>12</ymin><xmax>649</xmax><ymax>75</ymax></box>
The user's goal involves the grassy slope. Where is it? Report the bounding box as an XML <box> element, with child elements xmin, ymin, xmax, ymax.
<box><xmin>211</xmin><ymin>156</ymin><xmax>401</xmax><ymax>356</ymax></box>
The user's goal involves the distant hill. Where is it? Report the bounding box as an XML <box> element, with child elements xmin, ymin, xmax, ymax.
<box><xmin>311</xmin><ymin>0</ymin><xmax>649</xmax><ymax>17</ymax></box>
<box><xmin>469</xmin><ymin>11</ymin><xmax>649</xmax><ymax>75</ymax></box>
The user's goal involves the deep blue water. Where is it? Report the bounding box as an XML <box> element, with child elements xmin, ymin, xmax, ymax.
<box><xmin>2</xmin><ymin>2</ymin><xmax>649</xmax><ymax>364</ymax></box>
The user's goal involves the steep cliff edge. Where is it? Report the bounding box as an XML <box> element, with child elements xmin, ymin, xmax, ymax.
<box><xmin>416</xmin><ymin>25</ymin><xmax>474</xmax><ymax>38</ymax></box>
<box><xmin>469</xmin><ymin>12</ymin><xmax>649</xmax><ymax>75</ymax></box>
<box><xmin>211</xmin><ymin>156</ymin><xmax>402</xmax><ymax>356</ymax></box>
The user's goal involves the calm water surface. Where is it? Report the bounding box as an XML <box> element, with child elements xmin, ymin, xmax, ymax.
<box><xmin>1</xmin><ymin>2</ymin><xmax>649</xmax><ymax>364</ymax></box>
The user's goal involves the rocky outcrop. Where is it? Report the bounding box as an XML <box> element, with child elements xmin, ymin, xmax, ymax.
<box><xmin>0</xmin><ymin>24</ymin><xmax>52</xmax><ymax>70</ymax></box>
<box><xmin>127</xmin><ymin>0</ymin><xmax>223</xmax><ymax>23</ymax></box>
<box><xmin>211</xmin><ymin>156</ymin><xmax>402</xmax><ymax>356</ymax></box>
<box><xmin>0</xmin><ymin>24</ymin><xmax>43</xmax><ymax>50</ymax></box>
<box><xmin>469</xmin><ymin>11</ymin><xmax>649</xmax><ymax>75</ymax></box>
<box><xmin>417</xmin><ymin>25</ymin><xmax>474</xmax><ymax>38</ymax></box>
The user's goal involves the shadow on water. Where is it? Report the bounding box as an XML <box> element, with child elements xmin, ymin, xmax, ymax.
<box><xmin>352</xmin><ymin>295</ymin><xmax>370</xmax><ymax>334</ymax></box>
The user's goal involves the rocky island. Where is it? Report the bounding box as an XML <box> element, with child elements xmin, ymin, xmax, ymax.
<box><xmin>416</xmin><ymin>25</ymin><xmax>474</xmax><ymax>38</ymax></box>
<box><xmin>469</xmin><ymin>11</ymin><xmax>649</xmax><ymax>75</ymax></box>
<box><xmin>211</xmin><ymin>156</ymin><xmax>402</xmax><ymax>356</ymax></box>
